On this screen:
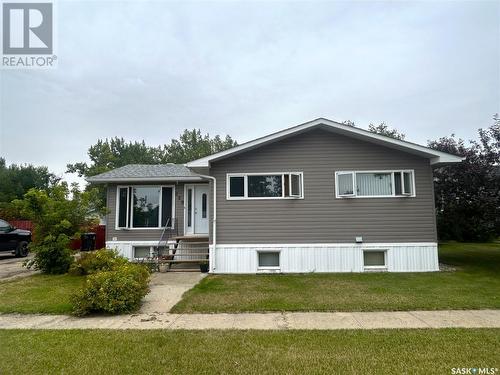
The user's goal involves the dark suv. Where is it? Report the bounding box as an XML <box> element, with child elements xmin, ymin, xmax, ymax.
<box><xmin>0</xmin><ymin>219</ymin><xmax>31</xmax><ymax>257</ymax></box>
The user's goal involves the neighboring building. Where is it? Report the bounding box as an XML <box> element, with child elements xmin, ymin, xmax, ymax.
<box><xmin>87</xmin><ymin>118</ymin><xmax>463</xmax><ymax>273</ymax></box>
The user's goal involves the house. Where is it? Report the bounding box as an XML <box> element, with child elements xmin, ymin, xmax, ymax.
<box><xmin>87</xmin><ymin>118</ymin><xmax>463</xmax><ymax>273</ymax></box>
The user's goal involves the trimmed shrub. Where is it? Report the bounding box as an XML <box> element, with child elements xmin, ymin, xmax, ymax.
<box><xmin>71</xmin><ymin>263</ymin><xmax>150</xmax><ymax>316</ymax></box>
<box><xmin>69</xmin><ymin>248</ymin><xmax>127</xmax><ymax>276</ymax></box>
<box><xmin>24</xmin><ymin>235</ymin><xmax>73</xmax><ymax>274</ymax></box>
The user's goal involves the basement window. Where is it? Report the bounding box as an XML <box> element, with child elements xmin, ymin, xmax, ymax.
<box><xmin>133</xmin><ymin>246</ymin><xmax>152</xmax><ymax>259</ymax></box>
<box><xmin>363</xmin><ymin>250</ymin><xmax>387</xmax><ymax>270</ymax></box>
<box><xmin>258</xmin><ymin>251</ymin><xmax>280</xmax><ymax>271</ymax></box>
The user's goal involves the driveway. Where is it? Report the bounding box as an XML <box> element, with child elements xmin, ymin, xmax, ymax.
<box><xmin>0</xmin><ymin>253</ymin><xmax>36</xmax><ymax>281</ymax></box>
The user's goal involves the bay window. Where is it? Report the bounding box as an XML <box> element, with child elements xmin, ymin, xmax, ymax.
<box><xmin>116</xmin><ymin>185</ymin><xmax>175</xmax><ymax>229</ymax></box>
<box><xmin>335</xmin><ymin>170</ymin><xmax>415</xmax><ymax>198</ymax></box>
<box><xmin>227</xmin><ymin>172</ymin><xmax>303</xmax><ymax>199</ymax></box>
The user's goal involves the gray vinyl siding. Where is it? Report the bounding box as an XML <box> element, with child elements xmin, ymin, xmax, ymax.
<box><xmin>106</xmin><ymin>182</ymin><xmax>187</xmax><ymax>242</ymax></box>
<box><xmin>210</xmin><ymin>128</ymin><xmax>437</xmax><ymax>244</ymax></box>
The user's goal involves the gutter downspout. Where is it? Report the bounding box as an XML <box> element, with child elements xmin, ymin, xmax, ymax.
<box><xmin>195</xmin><ymin>173</ymin><xmax>216</xmax><ymax>273</ymax></box>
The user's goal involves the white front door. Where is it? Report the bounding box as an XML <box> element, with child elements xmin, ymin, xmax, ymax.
<box><xmin>185</xmin><ymin>184</ymin><xmax>209</xmax><ymax>235</ymax></box>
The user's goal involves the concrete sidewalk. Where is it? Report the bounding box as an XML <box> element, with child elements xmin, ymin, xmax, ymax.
<box><xmin>1</xmin><ymin>310</ymin><xmax>499</xmax><ymax>330</ymax></box>
<box><xmin>139</xmin><ymin>272</ymin><xmax>206</xmax><ymax>314</ymax></box>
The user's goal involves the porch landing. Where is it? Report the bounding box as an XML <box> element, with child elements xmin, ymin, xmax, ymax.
<box><xmin>171</xmin><ymin>235</ymin><xmax>209</xmax><ymax>242</ymax></box>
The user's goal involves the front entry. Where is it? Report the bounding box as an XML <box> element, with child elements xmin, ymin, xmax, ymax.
<box><xmin>185</xmin><ymin>184</ymin><xmax>209</xmax><ymax>235</ymax></box>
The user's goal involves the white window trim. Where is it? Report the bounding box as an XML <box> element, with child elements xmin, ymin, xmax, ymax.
<box><xmin>226</xmin><ymin>172</ymin><xmax>304</xmax><ymax>200</ymax></box>
<box><xmin>363</xmin><ymin>248</ymin><xmax>388</xmax><ymax>270</ymax></box>
<box><xmin>257</xmin><ymin>249</ymin><xmax>281</xmax><ymax>271</ymax></box>
<box><xmin>334</xmin><ymin>170</ymin><xmax>416</xmax><ymax>198</ymax></box>
<box><xmin>115</xmin><ymin>185</ymin><xmax>176</xmax><ymax>230</ymax></box>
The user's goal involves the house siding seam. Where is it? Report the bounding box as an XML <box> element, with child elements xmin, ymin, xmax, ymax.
<box><xmin>209</xmin><ymin>129</ymin><xmax>437</xmax><ymax>244</ymax></box>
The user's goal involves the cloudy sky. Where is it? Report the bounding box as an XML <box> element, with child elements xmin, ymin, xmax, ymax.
<box><xmin>1</xmin><ymin>0</ymin><xmax>499</xmax><ymax>185</ymax></box>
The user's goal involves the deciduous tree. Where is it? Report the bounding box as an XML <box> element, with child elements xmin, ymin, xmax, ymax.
<box><xmin>428</xmin><ymin>115</ymin><xmax>500</xmax><ymax>241</ymax></box>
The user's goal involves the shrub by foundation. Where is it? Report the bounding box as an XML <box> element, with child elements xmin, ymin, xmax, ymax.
<box><xmin>69</xmin><ymin>248</ymin><xmax>127</xmax><ymax>276</ymax></box>
<box><xmin>71</xmin><ymin>263</ymin><xmax>150</xmax><ymax>316</ymax></box>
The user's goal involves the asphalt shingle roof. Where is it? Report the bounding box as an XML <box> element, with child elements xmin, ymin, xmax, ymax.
<box><xmin>86</xmin><ymin>164</ymin><xmax>200</xmax><ymax>183</ymax></box>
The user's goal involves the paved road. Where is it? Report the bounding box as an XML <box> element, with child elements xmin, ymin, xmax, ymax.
<box><xmin>0</xmin><ymin>253</ymin><xmax>35</xmax><ymax>281</ymax></box>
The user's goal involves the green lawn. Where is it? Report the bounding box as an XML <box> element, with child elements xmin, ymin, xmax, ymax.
<box><xmin>0</xmin><ymin>329</ymin><xmax>498</xmax><ymax>374</ymax></box>
<box><xmin>172</xmin><ymin>242</ymin><xmax>500</xmax><ymax>313</ymax></box>
<box><xmin>0</xmin><ymin>274</ymin><xmax>85</xmax><ymax>314</ymax></box>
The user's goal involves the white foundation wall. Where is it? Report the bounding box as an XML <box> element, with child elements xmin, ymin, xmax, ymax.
<box><xmin>211</xmin><ymin>243</ymin><xmax>439</xmax><ymax>273</ymax></box>
<box><xmin>106</xmin><ymin>241</ymin><xmax>160</xmax><ymax>259</ymax></box>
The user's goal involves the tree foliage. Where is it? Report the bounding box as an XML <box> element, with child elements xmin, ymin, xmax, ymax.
<box><xmin>0</xmin><ymin>158</ymin><xmax>58</xmax><ymax>203</ymax></box>
<box><xmin>367</xmin><ymin>122</ymin><xmax>406</xmax><ymax>140</ymax></box>
<box><xmin>66</xmin><ymin>138</ymin><xmax>166</xmax><ymax>178</ymax></box>
<box><xmin>428</xmin><ymin>115</ymin><xmax>500</xmax><ymax>241</ymax></box>
<box><xmin>12</xmin><ymin>183</ymin><xmax>104</xmax><ymax>244</ymax></box>
<box><xmin>13</xmin><ymin>183</ymin><xmax>104</xmax><ymax>274</ymax></box>
<box><xmin>165</xmin><ymin>129</ymin><xmax>238</xmax><ymax>164</ymax></box>
<box><xmin>67</xmin><ymin>129</ymin><xmax>237</xmax><ymax>177</ymax></box>
<box><xmin>342</xmin><ymin>120</ymin><xmax>406</xmax><ymax>140</ymax></box>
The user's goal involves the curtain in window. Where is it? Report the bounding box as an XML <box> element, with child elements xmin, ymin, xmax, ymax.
<box><xmin>356</xmin><ymin>173</ymin><xmax>392</xmax><ymax>196</ymax></box>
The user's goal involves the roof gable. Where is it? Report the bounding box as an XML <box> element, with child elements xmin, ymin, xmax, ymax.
<box><xmin>186</xmin><ymin>118</ymin><xmax>464</xmax><ymax>168</ymax></box>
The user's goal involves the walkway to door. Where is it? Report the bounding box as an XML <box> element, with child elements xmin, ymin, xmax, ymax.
<box><xmin>140</xmin><ymin>272</ymin><xmax>207</xmax><ymax>313</ymax></box>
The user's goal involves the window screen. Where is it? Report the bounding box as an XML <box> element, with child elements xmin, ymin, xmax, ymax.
<box><xmin>363</xmin><ymin>251</ymin><xmax>386</xmax><ymax>267</ymax></box>
<box><xmin>337</xmin><ymin>173</ymin><xmax>354</xmax><ymax>195</ymax></box>
<box><xmin>229</xmin><ymin>176</ymin><xmax>244</xmax><ymax>197</ymax></box>
<box><xmin>258</xmin><ymin>252</ymin><xmax>280</xmax><ymax>268</ymax></box>
<box><xmin>403</xmin><ymin>172</ymin><xmax>413</xmax><ymax>195</ymax></box>
<box><xmin>290</xmin><ymin>174</ymin><xmax>301</xmax><ymax>196</ymax></box>
<box><xmin>394</xmin><ymin>172</ymin><xmax>402</xmax><ymax>195</ymax></box>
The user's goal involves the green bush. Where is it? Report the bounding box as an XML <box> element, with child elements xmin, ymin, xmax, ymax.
<box><xmin>71</xmin><ymin>263</ymin><xmax>150</xmax><ymax>316</ymax></box>
<box><xmin>69</xmin><ymin>248</ymin><xmax>127</xmax><ymax>276</ymax></box>
<box><xmin>24</xmin><ymin>235</ymin><xmax>73</xmax><ymax>274</ymax></box>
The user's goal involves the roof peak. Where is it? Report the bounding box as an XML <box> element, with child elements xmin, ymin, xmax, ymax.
<box><xmin>187</xmin><ymin>117</ymin><xmax>464</xmax><ymax>168</ymax></box>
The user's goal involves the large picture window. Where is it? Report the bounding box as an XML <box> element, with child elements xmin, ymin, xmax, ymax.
<box><xmin>248</xmin><ymin>175</ymin><xmax>282</xmax><ymax>197</ymax></box>
<box><xmin>227</xmin><ymin>172</ymin><xmax>303</xmax><ymax>200</ymax></box>
<box><xmin>116</xmin><ymin>185</ymin><xmax>175</xmax><ymax>229</ymax></box>
<box><xmin>132</xmin><ymin>187</ymin><xmax>160</xmax><ymax>228</ymax></box>
<box><xmin>335</xmin><ymin>170</ymin><xmax>415</xmax><ymax>198</ymax></box>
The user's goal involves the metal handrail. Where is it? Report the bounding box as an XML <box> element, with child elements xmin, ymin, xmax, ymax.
<box><xmin>153</xmin><ymin>218</ymin><xmax>176</xmax><ymax>271</ymax></box>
